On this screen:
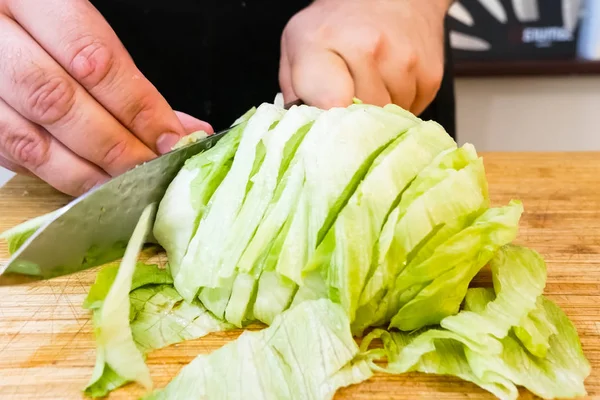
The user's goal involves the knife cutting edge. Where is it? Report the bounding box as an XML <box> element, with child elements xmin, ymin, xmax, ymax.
<box><xmin>0</xmin><ymin>99</ymin><xmax>304</xmax><ymax>286</ymax></box>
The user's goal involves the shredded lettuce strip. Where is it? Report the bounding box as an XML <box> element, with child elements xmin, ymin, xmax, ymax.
<box><xmin>144</xmin><ymin>299</ymin><xmax>372</xmax><ymax>400</ymax></box>
<box><xmin>361</xmin><ymin>245</ymin><xmax>590</xmax><ymax>400</ymax></box>
<box><xmin>84</xmin><ymin>205</ymin><xmax>232</xmax><ymax>398</ymax></box>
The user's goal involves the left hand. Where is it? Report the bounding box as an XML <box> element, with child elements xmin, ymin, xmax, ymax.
<box><xmin>279</xmin><ymin>0</ymin><xmax>451</xmax><ymax>115</ymax></box>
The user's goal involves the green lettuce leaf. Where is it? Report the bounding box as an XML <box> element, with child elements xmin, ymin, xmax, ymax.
<box><xmin>176</xmin><ymin>103</ymin><xmax>285</xmax><ymax>302</ymax></box>
<box><xmin>153</xmin><ymin>111</ymin><xmax>252</xmax><ymax>279</ymax></box>
<box><xmin>352</xmin><ymin>150</ymin><xmax>489</xmax><ymax>333</ymax></box>
<box><xmin>83</xmin><ymin>262</ymin><xmax>172</xmax><ymax>310</ymax></box>
<box><xmin>363</xmin><ymin>289</ymin><xmax>590</xmax><ymax>400</ymax></box>
<box><xmin>130</xmin><ymin>285</ymin><xmax>232</xmax><ymax>352</ymax></box>
<box><xmin>361</xmin><ymin>328</ymin><xmax>518</xmax><ymax>400</ymax></box>
<box><xmin>251</xmin><ymin>270</ymin><xmax>297</xmax><ymax>325</ymax></box>
<box><xmin>465</xmin><ymin>292</ymin><xmax>590</xmax><ymax>399</ymax></box>
<box><xmin>513</xmin><ymin>296</ymin><xmax>557</xmax><ymax>358</ymax></box>
<box><xmin>388</xmin><ymin>201</ymin><xmax>523</xmax><ymax>331</ymax></box>
<box><xmin>219</xmin><ymin>106</ymin><xmax>321</xmax><ymax>280</ymax></box>
<box><xmin>144</xmin><ymin>299</ymin><xmax>372</xmax><ymax>400</ymax></box>
<box><xmin>440</xmin><ymin>244</ymin><xmax>546</xmax><ymax>351</ymax></box>
<box><xmin>307</xmin><ymin>120</ymin><xmax>455</xmax><ymax>320</ymax></box>
<box><xmin>219</xmin><ymin>106</ymin><xmax>322</xmax><ymax>326</ymax></box>
<box><xmin>85</xmin><ymin>204</ymin><xmax>156</xmax><ymax>396</ymax></box>
<box><xmin>275</xmin><ymin>105</ymin><xmax>419</xmax><ymax>285</ymax></box>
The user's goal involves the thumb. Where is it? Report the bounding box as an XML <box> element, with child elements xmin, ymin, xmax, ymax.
<box><xmin>291</xmin><ymin>47</ymin><xmax>354</xmax><ymax>109</ymax></box>
<box><xmin>174</xmin><ymin>111</ymin><xmax>214</xmax><ymax>135</ymax></box>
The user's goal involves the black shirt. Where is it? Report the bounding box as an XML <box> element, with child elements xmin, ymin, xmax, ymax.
<box><xmin>92</xmin><ymin>0</ymin><xmax>455</xmax><ymax>137</ymax></box>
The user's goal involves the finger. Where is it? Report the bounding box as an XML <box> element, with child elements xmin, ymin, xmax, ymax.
<box><xmin>411</xmin><ymin>64</ymin><xmax>444</xmax><ymax>116</ymax></box>
<box><xmin>378</xmin><ymin>55</ymin><xmax>418</xmax><ymax>112</ymax></box>
<box><xmin>341</xmin><ymin>53</ymin><xmax>391</xmax><ymax>107</ymax></box>
<box><xmin>0</xmin><ymin>15</ymin><xmax>155</xmax><ymax>177</ymax></box>
<box><xmin>278</xmin><ymin>36</ymin><xmax>298</xmax><ymax>104</ymax></box>
<box><xmin>0</xmin><ymin>153</ymin><xmax>29</xmax><ymax>176</ymax></box>
<box><xmin>0</xmin><ymin>98</ymin><xmax>109</xmax><ymax>196</ymax></box>
<box><xmin>7</xmin><ymin>0</ymin><xmax>187</xmax><ymax>154</ymax></box>
<box><xmin>290</xmin><ymin>48</ymin><xmax>354</xmax><ymax>109</ymax></box>
<box><xmin>174</xmin><ymin>111</ymin><xmax>214</xmax><ymax>135</ymax></box>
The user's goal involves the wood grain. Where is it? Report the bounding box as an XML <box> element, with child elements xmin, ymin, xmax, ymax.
<box><xmin>0</xmin><ymin>153</ymin><xmax>599</xmax><ymax>399</ymax></box>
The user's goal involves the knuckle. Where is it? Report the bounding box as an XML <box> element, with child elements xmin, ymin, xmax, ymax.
<box><xmin>422</xmin><ymin>65</ymin><xmax>444</xmax><ymax>95</ymax></box>
<box><xmin>354</xmin><ymin>29</ymin><xmax>384</xmax><ymax>59</ymax></box>
<box><xmin>21</xmin><ymin>69</ymin><xmax>76</xmax><ymax>125</ymax></box>
<box><xmin>68</xmin><ymin>37</ymin><xmax>116</xmax><ymax>89</ymax></box>
<box><xmin>123</xmin><ymin>95</ymin><xmax>158</xmax><ymax>132</ymax></box>
<box><xmin>402</xmin><ymin>50</ymin><xmax>419</xmax><ymax>72</ymax></box>
<box><xmin>100</xmin><ymin>138</ymin><xmax>129</xmax><ymax>169</ymax></box>
<box><xmin>0</xmin><ymin>125</ymin><xmax>49</xmax><ymax>170</ymax></box>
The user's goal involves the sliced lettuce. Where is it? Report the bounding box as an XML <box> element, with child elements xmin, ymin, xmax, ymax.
<box><xmin>251</xmin><ymin>270</ymin><xmax>297</xmax><ymax>325</ymax></box>
<box><xmin>353</xmin><ymin>151</ymin><xmax>489</xmax><ymax>333</ymax></box>
<box><xmin>237</xmin><ymin>108</ymin><xmax>351</xmax><ymax>278</ymax></box>
<box><xmin>513</xmin><ymin>296</ymin><xmax>557</xmax><ymax>358</ymax></box>
<box><xmin>306</xmin><ymin>121</ymin><xmax>455</xmax><ymax>320</ymax></box>
<box><xmin>176</xmin><ymin>103</ymin><xmax>285</xmax><ymax>301</ymax></box>
<box><xmin>154</xmin><ymin>111</ymin><xmax>252</xmax><ymax>280</ymax></box>
<box><xmin>219</xmin><ymin>106</ymin><xmax>321</xmax><ymax>281</ymax></box>
<box><xmin>441</xmin><ymin>244</ymin><xmax>546</xmax><ymax>350</ymax></box>
<box><xmin>356</xmin><ymin>145</ymin><xmax>480</xmax><ymax>313</ymax></box>
<box><xmin>144</xmin><ymin>299</ymin><xmax>372</xmax><ymax>400</ymax></box>
<box><xmin>363</xmin><ymin>292</ymin><xmax>590</xmax><ymax>400</ymax></box>
<box><xmin>361</xmin><ymin>328</ymin><xmax>519</xmax><ymax>400</ymax></box>
<box><xmin>85</xmin><ymin>208</ymin><xmax>232</xmax><ymax>398</ymax></box>
<box><xmin>276</xmin><ymin>106</ymin><xmax>419</xmax><ymax>285</ymax></box>
<box><xmin>130</xmin><ymin>285</ymin><xmax>232</xmax><ymax>352</ymax></box>
<box><xmin>83</xmin><ymin>261</ymin><xmax>172</xmax><ymax>310</ymax></box>
<box><xmin>388</xmin><ymin>201</ymin><xmax>523</xmax><ymax>331</ymax></box>
<box><xmin>85</xmin><ymin>204</ymin><xmax>156</xmax><ymax>396</ymax></box>
<box><xmin>466</xmin><ymin>292</ymin><xmax>590</xmax><ymax>399</ymax></box>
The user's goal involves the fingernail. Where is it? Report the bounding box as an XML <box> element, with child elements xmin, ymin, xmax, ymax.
<box><xmin>174</xmin><ymin>111</ymin><xmax>214</xmax><ymax>135</ymax></box>
<box><xmin>156</xmin><ymin>132</ymin><xmax>181</xmax><ymax>154</ymax></box>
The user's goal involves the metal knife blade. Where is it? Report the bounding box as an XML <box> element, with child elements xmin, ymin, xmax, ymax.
<box><xmin>0</xmin><ymin>99</ymin><xmax>303</xmax><ymax>286</ymax></box>
<box><xmin>0</xmin><ymin>129</ymin><xmax>229</xmax><ymax>285</ymax></box>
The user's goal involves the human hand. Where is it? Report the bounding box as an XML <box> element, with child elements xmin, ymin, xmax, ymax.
<box><xmin>0</xmin><ymin>0</ymin><xmax>213</xmax><ymax>196</ymax></box>
<box><xmin>280</xmin><ymin>0</ymin><xmax>451</xmax><ymax>114</ymax></box>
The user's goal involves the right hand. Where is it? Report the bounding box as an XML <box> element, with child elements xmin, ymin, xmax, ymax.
<box><xmin>0</xmin><ymin>0</ymin><xmax>213</xmax><ymax>196</ymax></box>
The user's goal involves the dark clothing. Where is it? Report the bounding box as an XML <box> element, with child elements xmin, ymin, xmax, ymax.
<box><xmin>92</xmin><ymin>1</ymin><xmax>455</xmax><ymax>137</ymax></box>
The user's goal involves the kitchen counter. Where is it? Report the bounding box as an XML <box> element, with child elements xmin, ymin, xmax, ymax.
<box><xmin>0</xmin><ymin>152</ymin><xmax>599</xmax><ymax>399</ymax></box>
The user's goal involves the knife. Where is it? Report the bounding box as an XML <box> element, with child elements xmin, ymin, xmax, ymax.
<box><xmin>0</xmin><ymin>99</ymin><xmax>303</xmax><ymax>285</ymax></box>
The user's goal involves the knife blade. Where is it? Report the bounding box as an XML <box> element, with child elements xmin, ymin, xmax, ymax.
<box><xmin>0</xmin><ymin>99</ymin><xmax>304</xmax><ymax>285</ymax></box>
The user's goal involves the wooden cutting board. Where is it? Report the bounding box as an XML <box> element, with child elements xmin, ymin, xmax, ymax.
<box><xmin>0</xmin><ymin>152</ymin><xmax>599</xmax><ymax>399</ymax></box>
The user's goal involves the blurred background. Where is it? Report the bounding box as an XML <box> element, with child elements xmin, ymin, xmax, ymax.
<box><xmin>0</xmin><ymin>0</ymin><xmax>598</xmax><ymax>187</ymax></box>
<box><xmin>450</xmin><ymin>0</ymin><xmax>600</xmax><ymax>151</ymax></box>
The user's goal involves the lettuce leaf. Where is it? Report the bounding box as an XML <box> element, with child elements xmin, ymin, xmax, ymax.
<box><xmin>353</xmin><ymin>151</ymin><xmax>490</xmax><ymax>333</ymax></box>
<box><xmin>176</xmin><ymin>103</ymin><xmax>285</xmax><ymax>302</ymax></box>
<box><xmin>130</xmin><ymin>285</ymin><xmax>232</xmax><ymax>352</ymax></box>
<box><xmin>387</xmin><ymin>202</ymin><xmax>523</xmax><ymax>331</ymax></box>
<box><xmin>154</xmin><ymin>111</ymin><xmax>252</xmax><ymax>279</ymax></box>
<box><xmin>144</xmin><ymin>299</ymin><xmax>372</xmax><ymax>400</ymax></box>
<box><xmin>85</xmin><ymin>204</ymin><xmax>156</xmax><ymax>396</ymax></box>
<box><xmin>440</xmin><ymin>244</ymin><xmax>546</xmax><ymax>351</ymax></box>
<box><xmin>275</xmin><ymin>106</ymin><xmax>418</xmax><ymax>285</ymax></box>
<box><xmin>83</xmin><ymin>262</ymin><xmax>172</xmax><ymax>310</ymax></box>
<box><xmin>362</xmin><ymin>288</ymin><xmax>590</xmax><ymax>400</ymax></box>
<box><xmin>307</xmin><ymin>121</ymin><xmax>455</xmax><ymax>320</ymax></box>
<box><xmin>361</xmin><ymin>328</ymin><xmax>518</xmax><ymax>399</ymax></box>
